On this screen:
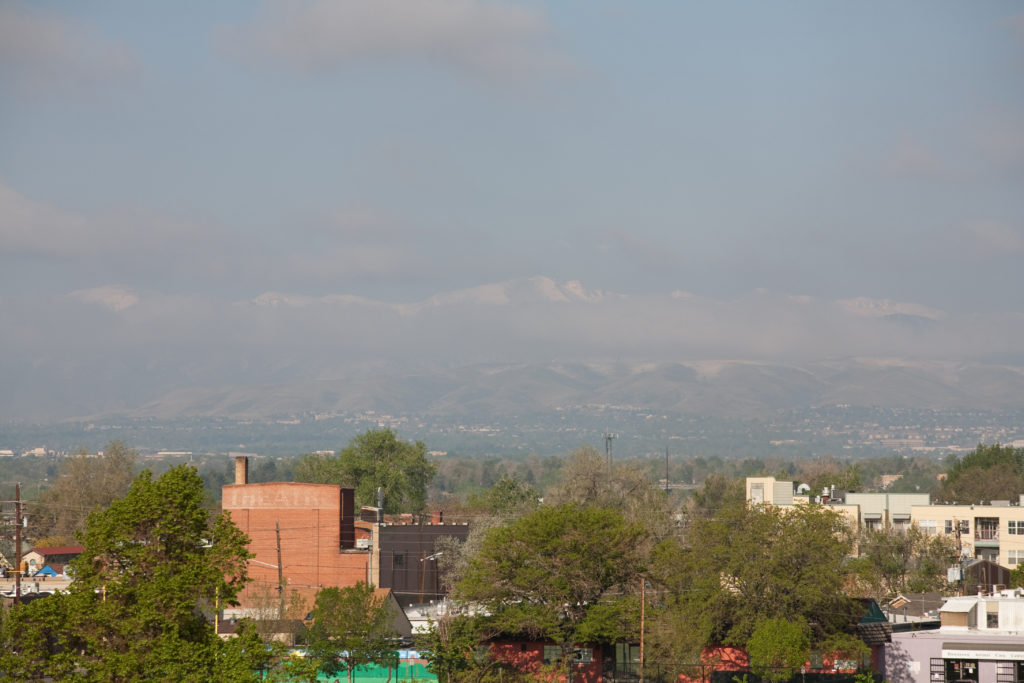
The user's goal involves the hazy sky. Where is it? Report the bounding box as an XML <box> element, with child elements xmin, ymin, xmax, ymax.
<box><xmin>2</xmin><ymin>1</ymin><xmax>1024</xmax><ymax>418</ymax></box>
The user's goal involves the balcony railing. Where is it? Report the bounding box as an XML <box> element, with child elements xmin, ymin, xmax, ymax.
<box><xmin>975</xmin><ymin>529</ymin><xmax>999</xmax><ymax>541</ymax></box>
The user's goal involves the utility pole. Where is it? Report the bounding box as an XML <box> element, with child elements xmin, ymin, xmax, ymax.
<box><xmin>639</xmin><ymin>576</ymin><xmax>645</xmax><ymax>683</ymax></box>
<box><xmin>604</xmin><ymin>433</ymin><xmax>616</xmax><ymax>466</ymax></box>
<box><xmin>14</xmin><ymin>482</ymin><xmax>22</xmax><ymax>605</ymax></box>
<box><xmin>276</xmin><ymin>520</ymin><xmax>285</xmax><ymax>619</ymax></box>
<box><xmin>664</xmin><ymin>446</ymin><xmax>670</xmax><ymax>493</ymax></box>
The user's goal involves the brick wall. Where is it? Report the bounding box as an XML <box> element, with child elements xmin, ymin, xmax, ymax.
<box><xmin>223</xmin><ymin>482</ymin><xmax>369</xmax><ymax>609</ymax></box>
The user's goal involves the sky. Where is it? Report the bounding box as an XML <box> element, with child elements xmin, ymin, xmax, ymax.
<box><xmin>2</xmin><ymin>1</ymin><xmax>1024</xmax><ymax>419</ymax></box>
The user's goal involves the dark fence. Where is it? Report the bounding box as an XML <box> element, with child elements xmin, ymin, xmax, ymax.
<box><xmin>603</xmin><ymin>664</ymin><xmax>873</xmax><ymax>683</ymax></box>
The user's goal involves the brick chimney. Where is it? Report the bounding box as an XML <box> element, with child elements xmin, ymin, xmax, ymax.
<box><xmin>234</xmin><ymin>455</ymin><xmax>248</xmax><ymax>485</ymax></box>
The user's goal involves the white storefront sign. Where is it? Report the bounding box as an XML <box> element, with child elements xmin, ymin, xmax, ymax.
<box><xmin>941</xmin><ymin>649</ymin><xmax>1024</xmax><ymax>661</ymax></box>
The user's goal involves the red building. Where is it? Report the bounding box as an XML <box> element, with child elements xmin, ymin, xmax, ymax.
<box><xmin>222</xmin><ymin>456</ymin><xmax>370</xmax><ymax>609</ymax></box>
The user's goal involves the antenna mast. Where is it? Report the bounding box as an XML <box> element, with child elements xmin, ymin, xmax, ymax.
<box><xmin>665</xmin><ymin>446</ymin><xmax>670</xmax><ymax>493</ymax></box>
<box><xmin>604</xmin><ymin>433</ymin><xmax>616</xmax><ymax>466</ymax></box>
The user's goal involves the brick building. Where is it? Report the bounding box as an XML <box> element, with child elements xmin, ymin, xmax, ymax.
<box><xmin>222</xmin><ymin>456</ymin><xmax>370</xmax><ymax>609</ymax></box>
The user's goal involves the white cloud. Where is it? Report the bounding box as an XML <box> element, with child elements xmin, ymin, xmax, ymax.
<box><xmin>215</xmin><ymin>0</ymin><xmax>576</xmax><ymax>82</ymax></box>
<box><xmin>0</xmin><ymin>2</ymin><xmax>140</xmax><ymax>96</ymax></box>
<box><xmin>0</xmin><ymin>180</ymin><xmax>88</xmax><ymax>257</ymax></box>
<box><xmin>70</xmin><ymin>286</ymin><xmax>139</xmax><ymax>312</ymax></box>
<box><xmin>837</xmin><ymin>297</ymin><xmax>945</xmax><ymax>320</ymax></box>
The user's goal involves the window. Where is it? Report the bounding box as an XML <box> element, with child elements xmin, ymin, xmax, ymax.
<box><xmin>945</xmin><ymin>659</ymin><xmax>978</xmax><ymax>683</ymax></box>
<box><xmin>865</xmin><ymin>518</ymin><xmax>881</xmax><ymax>530</ymax></box>
<box><xmin>1008</xmin><ymin>549</ymin><xmax>1024</xmax><ymax>567</ymax></box>
<box><xmin>1009</xmin><ymin>520</ymin><xmax>1024</xmax><ymax>535</ymax></box>
<box><xmin>987</xmin><ymin>612</ymin><xmax>999</xmax><ymax>628</ymax></box>
<box><xmin>543</xmin><ymin>646</ymin><xmax>562</xmax><ymax>665</ymax></box>
<box><xmin>614</xmin><ymin>643</ymin><xmax>640</xmax><ymax>676</ymax></box>
<box><xmin>750</xmin><ymin>483</ymin><xmax>764</xmax><ymax>504</ymax></box>
<box><xmin>946</xmin><ymin>520</ymin><xmax>969</xmax><ymax>534</ymax></box>
<box><xmin>919</xmin><ymin>520</ymin><xmax>937</xmax><ymax>535</ymax></box>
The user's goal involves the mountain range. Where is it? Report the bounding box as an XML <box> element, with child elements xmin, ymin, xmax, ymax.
<box><xmin>115</xmin><ymin>357</ymin><xmax>1024</xmax><ymax>421</ymax></box>
<box><xmin>4</xmin><ymin>277</ymin><xmax>1023</xmax><ymax>422</ymax></box>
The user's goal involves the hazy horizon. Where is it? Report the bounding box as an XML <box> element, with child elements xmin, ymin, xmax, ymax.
<box><xmin>2</xmin><ymin>2</ymin><xmax>1023</xmax><ymax>420</ymax></box>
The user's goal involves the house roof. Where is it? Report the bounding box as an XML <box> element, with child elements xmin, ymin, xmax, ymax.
<box><xmin>28</xmin><ymin>545</ymin><xmax>85</xmax><ymax>556</ymax></box>
<box><xmin>940</xmin><ymin>598</ymin><xmax>976</xmax><ymax>613</ymax></box>
<box><xmin>887</xmin><ymin>592</ymin><xmax>944</xmax><ymax>618</ymax></box>
<box><xmin>856</xmin><ymin>621</ymin><xmax>892</xmax><ymax>645</ymax></box>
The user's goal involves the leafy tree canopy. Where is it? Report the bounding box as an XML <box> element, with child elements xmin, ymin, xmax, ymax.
<box><xmin>849</xmin><ymin>526</ymin><xmax>953</xmax><ymax>602</ymax></box>
<box><xmin>465</xmin><ymin>475</ymin><xmax>539</xmax><ymax>516</ymax></box>
<box><xmin>747</xmin><ymin>617</ymin><xmax>811</xmax><ymax>683</ymax></box>
<box><xmin>0</xmin><ymin>465</ymin><xmax>264</xmax><ymax>682</ymax></box>
<box><xmin>650</xmin><ymin>502</ymin><xmax>859</xmax><ymax>654</ymax></box>
<box><xmin>420</xmin><ymin>612</ymin><xmax>487</xmax><ymax>683</ymax></box>
<box><xmin>31</xmin><ymin>439</ymin><xmax>138</xmax><ymax>543</ymax></box>
<box><xmin>1011</xmin><ymin>562</ymin><xmax>1024</xmax><ymax>590</ymax></box>
<box><xmin>936</xmin><ymin>443</ymin><xmax>1024</xmax><ymax>503</ymax></box>
<box><xmin>685</xmin><ymin>473</ymin><xmax>745</xmax><ymax>523</ymax></box>
<box><xmin>545</xmin><ymin>445</ymin><xmax>675</xmax><ymax>543</ymax></box>
<box><xmin>295</xmin><ymin>428</ymin><xmax>437</xmax><ymax>513</ymax></box>
<box><xmin>456</xmin><ymin>503</ymin><xmax>646</xmax><ymax>673</ymax></box>
<box><xmin>305</xmin><ymin>582</ymin><xmax>398</xmax><ymax>683</ymax></box>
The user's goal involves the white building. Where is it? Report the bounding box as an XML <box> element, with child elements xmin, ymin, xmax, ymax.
<box><xmin>884</xmin><ymin>589</ymin><xmax>1024</xmax><ymax>683</ymax></box>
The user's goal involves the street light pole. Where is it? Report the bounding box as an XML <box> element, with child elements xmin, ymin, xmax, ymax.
<box><xmin>276</xmin><ymin>520</ymin><xmax>285</xmax><ymax>619</ymax></box>
<box><xmin>14</xmin><ymin>483</ymin><xmax>22</xmax><ymax>605</ymax></box>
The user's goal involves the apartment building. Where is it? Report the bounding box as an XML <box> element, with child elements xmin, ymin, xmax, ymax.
<box><xmin>745</xmin><ymin>477</ymin><xmax>1024</xmax><ymax>569</ymax></box>
<box><xmin>745</xmin><ymin>476</ymin><xmax>930</xmax><ymax>532</ymax></box>
<box><xmin>910</xmin><ymin>501</ymin><xmax>1024</xmax><ymax>569</ymax></box>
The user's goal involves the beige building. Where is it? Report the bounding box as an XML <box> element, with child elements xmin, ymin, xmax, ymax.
<box><xmin>910</xmin><ymin>500</ymin><xmax>1024</xmax><ymax>569</ymax></box>
<box><xmin>746</xmin><ymin>476</ymin><xmax>929</xmax><ymax>532</ymax></box>
<box><xmin>746</xmin><ymin>477</ymin><xmax>1024</xmax><ymax>570</ymax></box>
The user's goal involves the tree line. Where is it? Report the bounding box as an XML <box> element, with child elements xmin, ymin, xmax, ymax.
<box><xmin>6</xmin><ymin>434</ymin><xmax>1024</xmax><ymax>680</ymax></box>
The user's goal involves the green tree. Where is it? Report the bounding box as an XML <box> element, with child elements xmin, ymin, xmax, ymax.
<box><xmin>747</xmin><ymin>617</ymin><xmax>811</xmax><ymax>683</ymax></box>
<box><xmin>685</xmin><ymin>473</ymin><xmax>745</xmax><ymax>522</ymax></box>
<box><xmin>456</xmin><ymin>503</ymin><xmax>646</xmax><ymax>680</ymax></box>
<box><xmin>0</xmin><ymin>465</ymin><xmax>263</xmax><ymax>681</ymax></box>
<box><xmin>650</xmin><ymin>502</ymin><xmax>859</xmax><ymax>655</ymax></box>
<box><xmin>31</xmin><ymin>439</ymin><xmax>138</xmax><ymax>543</ymax></box>
<box><xmin>935</xmin><ymin>443</ymin><xmax>1024</xmax><ymax>503</ymax></box>
<box><xmin>545</xmin><ymin>445</ymin><xmax>675</xmax><ymax>543</ymax></box>
<box><xmin>1010</xmin><ymin>563</ymin><xmax>1024</xmax><ymax>589</ymax></box>
<box><xmin>818</xmin><ymin>633</ymin><xmax>871</xmax><ymax>672</ymax></box>
<box><xmin>420</xmin><ymin>612</ymin><xmax>486</xmax><ymax>683</ymax></box>
<box><xmin>850</xmin><ymin>526</ymin><xmax>954</xmax><ymax>601</ymax></box>
<box><xmin>466</xmin><ymin>475</ymin><xmax>539</xmax><ymax>515</ymax></box>
<box><xmin>295</xmin><ymin>428</ymin><xmax>437</xmax><ymax>513</ymax></box>
<box><xmin>305</xmin><ymin>582</ymin><xmax>398</xmax><ymax>683</ymax></box>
